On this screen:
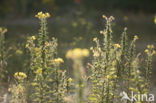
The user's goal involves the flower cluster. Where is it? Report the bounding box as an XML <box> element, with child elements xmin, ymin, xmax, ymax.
<box><xmin>35</xmin><ymin>11</ymin><xmax>50</xmax><ymax>19</ymax></box>
<box><xmin>145</xmin><ymin>44</ymin><xmax>156</xmax><ymax>55</ymax></box>
<box><xmin>14</xmin><ymin>72</ymin><xmax>27</xmax><ymax>80</ymax></box>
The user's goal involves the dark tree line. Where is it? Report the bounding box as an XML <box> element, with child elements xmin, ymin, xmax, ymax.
<box><xmin>0</xmin><ymin>0</ymin><xmax>156</xmax><ymax>17</ymax></box>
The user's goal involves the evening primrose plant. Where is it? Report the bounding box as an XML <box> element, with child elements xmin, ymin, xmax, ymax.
<box><xmin>26</xmin><ymin>12</ymin><xmax>68</xmax><ymax>103</ymax></box>
<box><xmin>9</xmin><ymin>72</ymin><xmax>27</xmax><ymax>103</ymax></box>
<box><xmin>88</xmin><ymin>16</ymin><xmax>155</xmax><ymax>103</ymax></box>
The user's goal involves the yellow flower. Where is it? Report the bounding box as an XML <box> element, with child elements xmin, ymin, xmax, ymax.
<box><xmin>45</xmin><ymin>13</ymin><xmax>51</xmax><ymax>18</ymax></box>
<box><xmin>68</xmin><ymin>78</ymin><xmax>73</xmax><ymax>82</ymax></box>
<box><xmin>110</xmin><ymin>16</ymin><xmax>115</xmax><ymax>20</ymax></box>
<box><xmin>144</xmin><ymin>49</ymin><xmax>149</xmax><ymax>54</ymax></box>
<box><xmin>98</xmin><ymin>47</ymin><xmax>101</xmax><ymax>52</ymax></box>
<box><xmin>90</xmin><ymin>47</ymin><xmax>93</xmax><ymax>51</ymax></box>
<box><xmin>52</xmin><ymin>37</ymin><xmax>55</xmax><ymax>40</ymax></box>
<box><xmin>25</xmin><ymin>43</ymin><xmax>29</xmax><ymax>48</ymax></box>
<box><xmin>154</xmin><ymin>16</ymin><xmax>156</xmax><ymax>24</ymax></box>
<box><xmin>114</xmin><ymin>44</ymin><xmax>121</xmax><ymax>48</ymax></box>
<box><xmin>35</xmin><ymin>68</ymin><xmax>42</xmax><ymax>74</ymax></box>
<box><xmin>102</xmin><ymin>15</ymin><xmax>107</xmax><ymax>19</ymax></box>
<box><xmin>93</xmin><ymin>37</ymin><xmax>97</xmax><ymax>42</ymax></box>
<box><xmin>147</xmin><ymin>45</ymin><xmax>151</xmax><ymax>49</ymax></box>
<box><xmin>8</xmin><ymin>88</ymin><xmax>12</xmax><ymax>92</ymax></box>
<box><xmin>100</xmin><ymin>30</ymin><xmax>104</xmax><ymax>34</ymax></box>
<box><xmin>54</xmin><ymin>58</ymin><xmax>64</xmax><ymax>64</ymax></box>
<box><xmin>14</xmin><ymin>72</ymin><xmax>27</xmax><ymax>80</ymax></box>
<box><xmin>106</xmin><ymin>75</ymin><xmax>111</xmax><ymax>79</ymax></box>
<box><xmin>152</xmin><ymin>50</ymin><xmax>156</xmax><ymax>55</ymax></box>
<box><xmin>66</xmin><ymin>50</ymin><xmax>72</xmax><ymax>59</ymax></box>
<box><xmin>134</xmin><ymin>35</ymin><xmax>139</xmax><ymax>40</ymax></box>
<box><xmin>151</xmin><ymin>44</ymin><xmax>155</xmax><ymax>48</ymax></box>
<box><xmin>45</xmin><ymin>42</ymin><xmax>49</xmax><ymax>46</ymax></box>
<box><xmin>31</xmin><ymin>36</ymin><xmax>36</xmax><ymax>40</ymax></box>
<box><xmin>66</xmin><ymin>48</ymin><xmax>89</xmax><ymax>59</ymax></box>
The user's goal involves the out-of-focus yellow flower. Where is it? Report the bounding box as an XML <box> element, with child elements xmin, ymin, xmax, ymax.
<box><xmin>35</xmin><ymin>12</ymin><xmax>51</xmax><ymax>19</ymax></box>
<box><xmin>31</xmin><ymin>36</ymin><xmax>36</xmax><ymax>40</ymax></box>
<box><xmin>152</xmin><ymin>50</ymin><xmax>156</xmax><ymax>55</ymax></box>
<box><xmin>8</xmin><ymin>88</ymin><xmax>12</xmax><ymax>92</ymax></box>
<box><xmin>52</xmin><ymin>37</ymin><xmax>55</xmax><ymax>40</ymax></box>
<box><xmin>35</xmin><ymin>68</ymin><xmax>42</xmax><ymax>74</ymax></box>
<box><xmin>154</xmin><ymin>16</ymin><xmax>156</xmax><ymax>24</ymax></box>
<box><xmin>93</xmin><ymin>37</ymin><xmax>97</xmax><ymax>42</ymax></box>
<box><xmin>106</xmin><ymin>75</ymin><xmax>111</xmax><ymax>79</ymax></box>
<box><xmin>100</xmin><ymin>30</ymin><xmax>104</xmax><ymax>34</ymax></box>
<box><xmin>45</xmin><ymin>13</ymin><xmax>50</xmax><ymax>18</ymax></box>
<box><xmin>66</xmin><ymin>48</ymin><xmax>89</xmax><ymax>59</ymax></box>
<box><xmin>102</xmin><ymin>15</ymin><xmax>107</xmax><ymax>19</ymax></box>
<box><xmin>68</xmin><ymin>78</ymin><xmax>73</xmax><ymax>82</ymax></box>
<box><xmin>134</xmin><ymin>35</ymin><xmax>139</xmax><ymax>40</ymax></box>
<box><xmin>144</xmin><ymin>49</ymin><xmax>149</xmax><ymax>54</ymax></box>
<box><xmin>54</xmin><ymin>58</ymin><xmax>64</xmax><ymax>64</ymax></box>
<box><xmin>25</xmin><ymin>43</ymin><xmax>29</xmax><ymax>48</ymax></box>
<box><xmin>14</xmin><ymin>72</ymin><xmax>27</xmax><ymax>80</ymax></box>
<box><xmin>114</xmin><ymin>44</ymin><xmax>121</xmax><ymax>48</ymax></box>
<box><xmin>110</xmin><ymin>16</ymin><xmax>115</xmax><ymax>20</ymax></box>
<box><xmin>147</xmin><ymin>45</ymin><xmax>151</xmax><ymax>49</ymax></box>
<box><xmin>90</xmin><ymin>47</ymin><xmax>93</xmax><ymax>51</ymax></box>
<box><xmin>151</xmin><ymin>45</ymin><xmax>154</xmax><ymax>48</ymax></box>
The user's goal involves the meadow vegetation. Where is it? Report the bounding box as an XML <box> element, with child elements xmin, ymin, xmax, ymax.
<box><xmin>0</xmin><ymin>12</ymin><xmax>155</xmax><ymax>103</ymax></box>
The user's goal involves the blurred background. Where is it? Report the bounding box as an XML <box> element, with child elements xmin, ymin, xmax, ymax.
<box><xmin>0</xmin><ymin>0</ymin><xmax>156</xmax><ymax>86</ymax></box>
